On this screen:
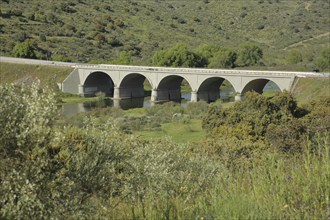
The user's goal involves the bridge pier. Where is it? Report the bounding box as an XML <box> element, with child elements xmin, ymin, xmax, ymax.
<box><xmin>151</xmin><ymin>89</ymin><xmax>158</xmax><ymax>102</ymax></box>
<box><xmin>113</xmin><ymin>99</ymin><xmax>120</xmax><ymax>108</ymax></box>
<box><xmin>78</xmin><ymin>84</ymin><xmax>84</xmax><ymax>96</ymax></box>
<box><xmin>191</xmin><ymin>91</ymin><xmax>198</xmax><ymax>102</ymax></box>
<box><xmin>113</xmin><ymin>87</ymin><xmax>120</xmax><ymax>99</ymax></box>
<box><xmin>235</xmin><ymin>93</ymin><xmax>242</xmax><ymax>101</ymax></box>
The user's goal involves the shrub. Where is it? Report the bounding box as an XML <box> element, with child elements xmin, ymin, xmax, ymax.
<box><xmin>208</xmin><ymin>48</ymin><xmax>237</xmax><ymax>68</ymax></box>
<box><xmin>51</xmin><ymin>54</ymin><xmax>71</xmax><ymax>62</ymax></box>
<box><xmin>39</xmin><ymin>34</ymin><xmax>47</xmax><ymax>42</ymax></box>
<box><xmin>202</xmin><ymin>91</ymin><xmax>303</xmax><ymax>139</ymax></box>
<box><xmin>185</xmin><ymin>101</ymin><xmax>208</xmax><ymax>118</ymax></box>
<box><xmin>316</xmin><ymin>48</ymin><xmax>330</xmax><ymax>71</ymax></box>
<box><xmin>237</xmin><ymin>43</ymin><xmax>263</xmax><ymax>66</ymax></box>
<box><xmin>0</xmin><ymin>82</ymin><xmax>56</xmax><ymax>157</ymax></box>
<box><xmin>265</xmin><ymin>119</ymin><xmax>307</xmax><ymax>153</ymax></box>
<box><xmin>287</xmin><ymin>50</ymin><xmax>303</xmax><ymax>64</ymax></box>
<box><xmin>13</xmin><ymin>32</ymin><xmax>28</xmax><ymax>42</ymax></box>
<box><xmin>151</xmin><ymin>43</ymin><xmax>206</xmax><ymax>67</ymax></box>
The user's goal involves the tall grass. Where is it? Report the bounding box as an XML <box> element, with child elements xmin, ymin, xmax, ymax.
<box><xmin>108</xmin><ymin>134</ymin><xmax>329</xmax><ymax>219</ymax></box>
<box><xmin>204</xmin><ymin>136</ymin><xmax>329</xmax><ymax>219</ymax></box>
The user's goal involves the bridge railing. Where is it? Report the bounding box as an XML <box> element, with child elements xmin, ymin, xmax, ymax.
<box><xmin>74</xmin><ymin>64</ymin><xmax>322</xmax><ymax>77</ymax></box>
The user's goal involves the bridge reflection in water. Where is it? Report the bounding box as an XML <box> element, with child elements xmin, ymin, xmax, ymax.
<box><xmin>61</xmin><ymin>96</ymin><xmax>178</xmax><ymax>116</ymax></box>
<box><xmin>60</xmin><ymin>87</ymin><xmax>240</xmax><ymax>116</ymax></box>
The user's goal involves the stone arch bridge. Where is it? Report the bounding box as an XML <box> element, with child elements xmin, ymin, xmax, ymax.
<box><xmin>59</xmin><ymin>64</ymin><xmax>317</xmax><ymax>102</ymax></box>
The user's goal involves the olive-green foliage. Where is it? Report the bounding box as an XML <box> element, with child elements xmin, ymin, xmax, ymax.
<box><xmin>196</xmin><ymin>44</ymin><xmax>237</xmax><ymax>68</ymax></box>
<box><xmin>123</xmin><ymin>138</ymin><xmax>218</xmax><ymax>219</ymax></box>
<box><xmin>12</xmin><ymin>41</ymin><xmax>36</xmax><ymax>58</ymax></box>
<box><xmin>204</xmin><ymin>139</ymin><xmax>330</xmax><ymax>220</ymax></box>
<box><xmin>203</xmin><ymin>91</ymin><xmax>302</xmax><ymax>136</ymax></box>
<box><xmin>1</xmin><ymin>83</ymin><xmax>329</xmax><ymax>219</ymax></box>
<box><xmin>51</xmin><ymin>54</ymin><xmax>71</xmax><ymax>62</ymax></box>
<box><xmin>0</xmin><ymin>82</ymin><xmax>56</xmax><ymax>157</ymax></box>
<box><xmin>0</xmin><ymin>82</ymin><xmax>56</xmax><ymax>218</ymax></box>
<box><xmin>202</xmin><ymin>91</ymin><xmax>315</xmax><ymax>154</ymax></box>
<box><xmin>47</xmin><ymin>121</ymin><xmax>133</xmax><ymax>218</ymax></box>
<box><xmin>316</xmin><ymin>48</ymin><xmax>330</xmax><ymax>71</ymax></box>
<box><xmin>112</xmin><ymin>51</ymin><xmax>132</xmax><ymax>65</ymax></box>
<box><xmin>237</xmin><ymin>43</ymin><xmax>263</xmax><ymax>66</ymax></box>
<box><xmin>265</xmin><ymin>119</ymin><xmax>307</xmax><ymax>153</ymax></box>
<box><xmin>151</xmin><ymin>43</ymin><xmax>205</xmax><ymax>67</ymax></box>
<box><xmin>286</xmin><ymin>50</ymin><xmax>303</xmax><ymax>64</ymax></box>
<box><xmin>145</xmin><ymin>101</ymin><xmax>185</xmax><ymax>122</ymax></box>
<box><xmin>208</xmin><ymin>48</ymin><xmax>237</xmax><ymax>68</ymax></box>
<box><xmin>185</xmin><ymin>100</ymin><xmax>208</xmax><ymax>118</ymax></box>
<box><xmin>301</xmin><ymin>96</ymin><xmax>330</xmax><ymax>137</ymax></box>
<box><xmin>0</xmin><ymin>82</ymin><xmax>217</xmax><ymax>219</ymax></box>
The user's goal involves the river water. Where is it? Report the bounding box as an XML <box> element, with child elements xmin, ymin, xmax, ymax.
<box><xmin>61</xmin><ymin>81</ymin><xmax>280</xmax><ymax>116</ymax></box>
<box><xmin>61</xmin><ymin>91</ymin><xmax>234</xmax><ymax>116</ymax></box>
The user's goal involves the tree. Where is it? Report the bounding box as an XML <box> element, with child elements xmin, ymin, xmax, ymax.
<box><xmin>112</xmin><ymin>51</ymin><xmax>132</xmax><ymax>64</ymax></box>
<box><xmin>208</xmin><ymin>48</ymin><xmax>237</xmax><ymax>68</ymax></box>
<box><xmin>316</xmin><ymin>48</ymin><xmax>330</xmax><ymax>71</ymax></box>
<box><xmin>12</xmin><ymin>41</ymin><xmax>36</xmax><ymax>58</ymax></box>
<box><xmin>202</xmin><ymin>91</ymin><xmax>303</xmax><ymax>139</ymax></box>
<box><xmin>151</xmin><ymin>43</ymin><xmax>206</xmax><ymax>67</ymax></box>
<box><xmin>237</xmin><ymin>43</ymin><xmax>263</xmax><ymax>66</ymax></box>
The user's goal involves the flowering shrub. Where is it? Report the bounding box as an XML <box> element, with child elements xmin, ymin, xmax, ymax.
<box><xmin>0</xmin><ymin>81</ymin><xmax>57</xmax><ymax>158</ymax></box>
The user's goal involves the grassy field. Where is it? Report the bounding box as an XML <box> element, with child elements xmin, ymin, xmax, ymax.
<box><xmin>134</xmin><ymin>119</ymin><xmax>206</xmax><ymax>143</ymax></box>
<box><xmin>0</xmin><ymin>62</ymin><xmax>73</xmax><ymax>86</ymax></box>
<box><xmin>292</xmin><ymin>77</ymin><xmax>330</xmax><ymax>104</ymax></box>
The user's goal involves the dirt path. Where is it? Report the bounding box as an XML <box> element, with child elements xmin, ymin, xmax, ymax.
<box><xmin>283</xmin><ymin>32</ymin><xmax>330</xmax><ymax>50</ymax></box>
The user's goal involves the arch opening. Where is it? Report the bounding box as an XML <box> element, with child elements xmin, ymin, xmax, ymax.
<box><xmin>83</xmin><ymin>72</ymin><xmax>114</xmax><ymax>97</ymax></box>
<box><xmin>198</xmin><ymin>77</ymin><xmax>236</xmax><ymax>102</ymax></box>
<box><xmin>157</xmin><ymin>75</ymin><xmax>192</xmax><ymax>102</ymax></box>
<box><xmin>119</xmin><ymin>73</ymin><xmax>152</xmax><ymax>98</ymax></box>
<box><xmin>241</xmin><ymin>79</ymin><xmax>281</xmax><ymax>96</ymax></box>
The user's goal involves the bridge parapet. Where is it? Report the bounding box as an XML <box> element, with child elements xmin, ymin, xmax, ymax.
<box><xmin>74</xmin><ymin>64</ymin><xmax>321</xmax><ymax>77</ymax></box>
<box><xmin>63</xmin><ymin>64</ymin><xmax>324</xmax><ymax>102</ymax></box>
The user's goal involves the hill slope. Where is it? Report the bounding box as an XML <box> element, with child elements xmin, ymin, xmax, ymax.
<box><xmin>0</xmin><ymin>0</ymin><xmax>329</xmax><ymax>70</ymax></box>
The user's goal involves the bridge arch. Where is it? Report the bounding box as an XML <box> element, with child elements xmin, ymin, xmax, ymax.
<box><xmin>197</xmin><ymin>77</ymin><xmax>236</xmax><ymax>102</ymax></box>
<box><xmin>83</xmin><ymin>71</ymin><xmax>114</xmax><ymax>97</ymax></box>
<box><xmin>156</xmin><ymin>75</ymin><xmax>193</xmax><ymax>101</ymax></box>
<box><xmin>118</xmin><ymin>73</ymin><xmax>153</xmax><ymax>98</ymax></box>
<box><xmin>241</xmin><ymin>78</ymin><xmax>281</xmax><ymax>95</ymax></box>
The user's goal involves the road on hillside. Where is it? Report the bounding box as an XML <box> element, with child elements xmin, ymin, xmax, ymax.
<box><xmin>0</xmin><ymin>56</ymin><xmax>77</xmax><ymax>67</ymax></box>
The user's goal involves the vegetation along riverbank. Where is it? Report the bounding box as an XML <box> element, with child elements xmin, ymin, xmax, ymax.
<box><xmin>0</xmin><ymin>79</ymin><xmax>329</xmax><ymax>219</ymax></box>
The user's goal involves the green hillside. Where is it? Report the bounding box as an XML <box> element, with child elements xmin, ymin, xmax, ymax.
<box><xmin>0</xmin><ymin>62</ymin><xmax>73</xmax><ymax>86</ymax></box>
<box><xmin>0</xmin><ymin>0</ymin><xmax>329</xmax><ymax>71</ymax></box>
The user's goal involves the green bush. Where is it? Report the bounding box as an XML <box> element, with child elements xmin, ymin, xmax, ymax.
<box><xmin>237</xmin><ymin>43</ymin><xmax>263</xmax><ymax>66</ymax></box>
<box><xmin>287</xmin><ymin>50</ymin><xmax>303</xmax><ymax>64</ymax></box>
<box><xmin>0</xmin><ymin>82</ymin><xmax>56</xmax><ymax>157</ymax></box>
<box><xmin>316</xmin><ymin>48</ymin><xmax>330</xmax><ymax>71</ymax></box>
<box><xmin>12</xmin><ymin>41</ymin><xmax>36</xmax><ymax>58</ymax></box>
<box><xmin>151</xmin><ymin>43</ymin><xmax>206</xmax><ymax>67</ymax></box>
<box><xmin>208</xmin><ymin>48</ymin><xmax>237</xmax><ymax>68</ymax></box>
<box><xmin>202</xmin><ymin>91</ymin><xmax>308</xmax><ymax>151</ymax></box>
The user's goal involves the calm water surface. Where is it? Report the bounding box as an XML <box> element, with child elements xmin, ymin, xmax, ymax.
<box><xmin>61</xmin><ymin>88</ymin><xmax>238</xmax><ymax>116</ymax></box>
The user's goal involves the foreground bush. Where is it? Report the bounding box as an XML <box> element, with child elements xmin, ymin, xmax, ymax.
<box><xmin>0</xmin><ymin>83</ymin><xmax>328</xmax><ymax>219</ymax></box>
